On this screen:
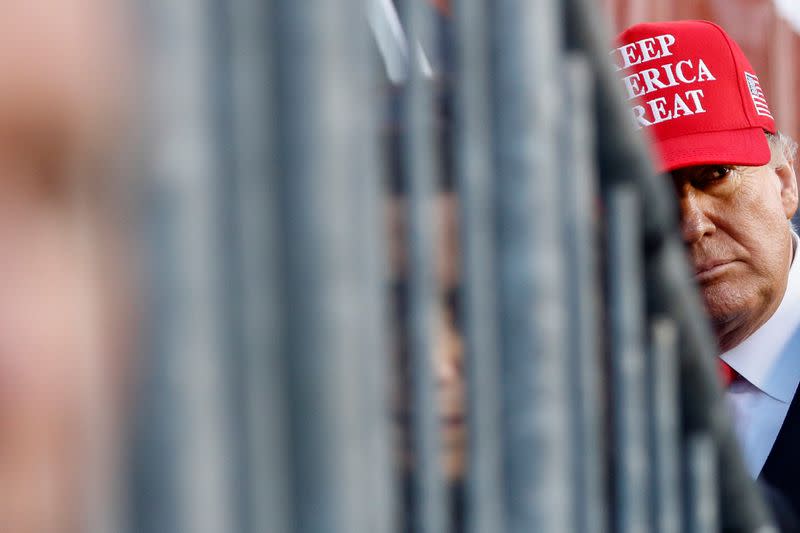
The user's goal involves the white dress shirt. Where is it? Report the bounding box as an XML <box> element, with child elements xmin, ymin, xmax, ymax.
<box><xmin>721</xmin><ymin>232</ymin><xmax>800</xmax><ymax>478</ymax></box>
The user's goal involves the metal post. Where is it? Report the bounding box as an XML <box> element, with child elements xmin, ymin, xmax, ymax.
<box><xmin>684</xmin><ymin>433</ymin><xmax>719</xmax><ymax>533</ymax></box>
<box><xmin>607</xmin><ymin>184</ymin><xmax>650</xmax><ymax>533</ymax></box>
<box><xmin>491</xmin><ymin>0</ymin><xmax>571</xmax><ymax>531</ymax></box>
<box><xmin>274</xmin><ymin>0</ymin><xmax>376</xmax><ymax>531</ymax></box>
<box><xmin>452</xmin><ymin>0</ymin><xmax>505</xmax><ymax>531</ymax></box>
<box><xmin>228</xmin><ymin>0</ymin><xmax>289</xmax><ymax>531</ymax></box>
<box><xmin>142</xmin><ymin>2</ymin><xmax>238</xmax><ymax>532</ymax></box>
<box><xmin>399</xmin><ymin>0</ymin><xmax>449</xmax><ymax>532</ymax></box>
<box><xmin>560</xmin><ymin>54</ymin><xmax>607</xmax><ymax>533</ymax></box>
<box><xmin>648</xmin><ymin>319</ymin><xmax>682</xmax><ymax>533</ymax></box>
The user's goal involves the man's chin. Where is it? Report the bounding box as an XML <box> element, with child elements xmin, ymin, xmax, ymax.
<box><xmin>698</xmin><ymin>279</ymin><xmax>766</xmax><ymax>350</ymax></box>
<box><xmin>699</xmin><ymin>282</ymin><xmax>747</xmax><ymax>330</ymax></box>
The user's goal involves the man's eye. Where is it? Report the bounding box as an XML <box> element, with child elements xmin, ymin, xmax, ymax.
<box><xmin>689</xmin><ymin>166</ymin><xmax>733</xmax><ymax>190</ymax></box>
<box><xmin>707</xmin><ymin>166</ymin><xmax>732</xmax><ymax>180</ymax></box>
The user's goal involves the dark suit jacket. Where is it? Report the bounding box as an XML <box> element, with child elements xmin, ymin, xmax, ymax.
<box><xmin>759</xmin><ymin>383</ymin><xmax>800</xmax><ymax>532</ymax></box>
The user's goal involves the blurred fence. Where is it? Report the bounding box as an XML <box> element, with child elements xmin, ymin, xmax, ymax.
<box><xmin>130</xmin><ymin>0</ymin><xmax>776</xmax><ymax>532</ymax></box>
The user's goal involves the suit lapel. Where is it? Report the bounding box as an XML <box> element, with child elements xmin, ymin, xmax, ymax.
<box><xmin>760</xmin><ymin>383</ymin><xmax>800</xmax><ymax>509</ymax></box>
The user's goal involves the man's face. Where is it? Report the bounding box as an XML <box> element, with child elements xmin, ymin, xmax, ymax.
<box><xmin>671</xmin><ymin>144</ymin><xmax>798</xmax><ymax>351</ymax></box>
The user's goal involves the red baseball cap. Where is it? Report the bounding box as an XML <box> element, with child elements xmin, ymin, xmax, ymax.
<box><xmin>613</xmin><ymin>20</ymin><xmax>776</xmax><ymax>172</ymax></box>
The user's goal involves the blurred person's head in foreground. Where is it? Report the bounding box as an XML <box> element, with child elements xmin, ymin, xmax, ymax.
<box><xmin>614</xmin><ymin>20</ymin><xmax>798</xmax><ymax>353</ymax></box>
<box><xmin>0</xmin><ymin>1</ymin><xmax>135</xmax><ymax>532</ymax></box>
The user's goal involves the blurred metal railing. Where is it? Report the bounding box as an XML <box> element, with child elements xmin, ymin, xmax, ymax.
<box><xmin>130</xmin><ymin>0</ymin><xmax>777</xmax><ymax>532</ymax></box>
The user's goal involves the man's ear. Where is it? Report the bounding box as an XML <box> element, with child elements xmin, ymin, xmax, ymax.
<box><xmin>777</xmin><ymin>155</ymin><xmax>799</xmax><ymax>220</ymax></box>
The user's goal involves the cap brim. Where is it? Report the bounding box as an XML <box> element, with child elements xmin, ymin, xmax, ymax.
<box><xmin>652</xmin><ymin>127</ymin><xmax>771</xmax><ymax>173</ymax></box>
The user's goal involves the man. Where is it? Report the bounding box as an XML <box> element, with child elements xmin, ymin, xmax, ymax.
<box><xmin>616</xmin><ymin>20</ymin><xmax>800</xmax><ymax>522</ymax></box>
<box><xmin>0</xmin><ymin>2</ymin><xmax>135</xmax><ymax>532</ymax></box>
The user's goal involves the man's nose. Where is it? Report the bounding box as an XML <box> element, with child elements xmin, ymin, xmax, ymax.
<box><xmin>678</xmin><ymin>192</ymin><xmax>716</xmax><ymax>244</ymax></box>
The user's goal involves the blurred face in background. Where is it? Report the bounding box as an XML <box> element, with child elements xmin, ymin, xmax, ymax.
<box><xmin>389</xmin><ymin>191</ymin><xmax>465</xmax><ymax>482</ymax></box>
<box><xmin>671</xmin><ymin>139</ymin><xmax>798</xmax><ymax>351</ymax></box>
<box><xmin>0</xmin><ymin>2</ymin><xmax>133</xmax><ymax>532</ymax></box>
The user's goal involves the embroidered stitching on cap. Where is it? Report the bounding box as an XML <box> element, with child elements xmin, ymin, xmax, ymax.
<box><xmin>744</xmin><ymin>72</ymin><xmax>774</xmax><ymax>119</ymax></box>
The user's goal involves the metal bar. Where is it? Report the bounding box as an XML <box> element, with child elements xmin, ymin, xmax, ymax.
<box><xmin>452</xmin><ymin>0</ymin><xmax>504</xmax><ymax>531</ymax></box>
<box><xmin>490</xmin><ymin>0</ymin><xmax>571</xmax><ymax>531</ymax></box>
<box><xmin>273</xmin><ymin>0</ymin><xmax>375</xmax><ymax>531</ymax></box>
<box><xmin>399</xmin><ymin>0</ymin><xmax>449</xmax><ymax>532</ymax></box>
<box><xmin>648</xmin><ymin>319</ymin><xmax>682</xmax><ymax>533</ymax></box>
<box><xmin>205</xmin><ymin>0</ymin><xmax>252</xmax><ymax>531</ymax></box>
<box><xmin>355</xmin><ymin>30</ymin><xmax>396</xmax><ymax>533</ymax></box>
<box><xmin>227</xmin><ymin>0</ymin><xmax>289</xmax><ymax>530</ymax></box>
<box><xmin>143</xmin><ymin>2</ymin><xmax>238</xmax><ymax>532</ymax></box>
<box><xmin>684</xmin><ymin>433</ymin><xmax>719</xmax><ymax>533</ymax></box>
<box><xmin>560</xmin><ymin>53</ymin><xmax>607</xmax><ymax>533</ymax></box>
<box><xmin>607</xmin><ymin>184</ymin><xmax>650</xmax><ymax>533</ymax></box>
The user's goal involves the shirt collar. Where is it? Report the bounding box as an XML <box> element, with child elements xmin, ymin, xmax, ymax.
<box><xmin>721</xmin><ymin>232</ymin><xmax>800</xmax><ymax>403</ymax></box>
